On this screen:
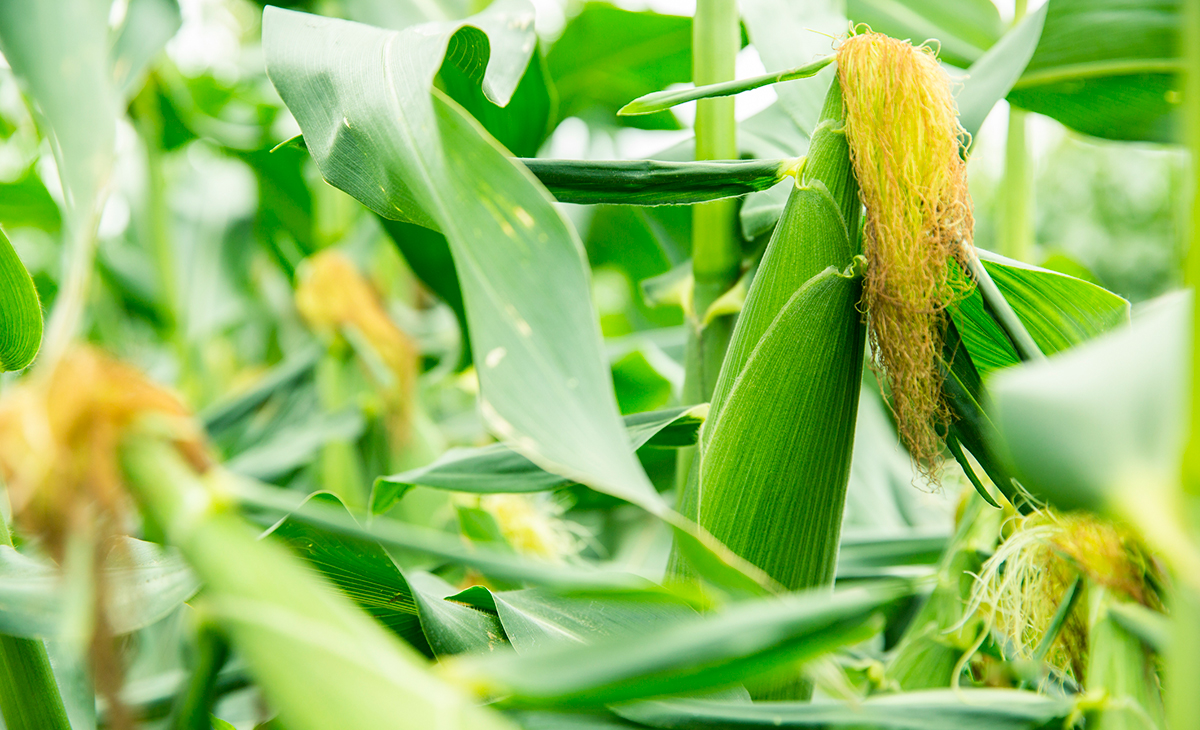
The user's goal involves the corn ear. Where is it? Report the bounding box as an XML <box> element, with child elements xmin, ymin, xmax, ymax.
<box><xmin>672</xmin><ymin>79</ymin><xmax>865</xmax><ymax>598</ymax></box>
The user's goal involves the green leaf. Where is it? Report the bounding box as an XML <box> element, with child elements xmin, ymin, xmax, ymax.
<box><xmin>225</xmin><ymin>407</ymin><xmax>364</xmax><ymax>482</ymax></box>
<box><xmin>450</xmin><ymin>582</ymin><xmax>907</xmax><ymax>708</ymax></box>
<box><xmin>1007</xmin><ymin>0</ymin><xmax>1183</xmax><ymax>143</ymax></box>
<box><xmin>111</xmin><ymin>0</ymin><xmax>182</xmax><ymax>99</ymax></box>
<box><xmin>0</xmin><ymin>228</ymin><xmax>42</xmax><ymax>371</ymax></box>
<box><xmin>265</xmin><ymin>5</ymin><xmax>664</xmax><ymax>514</ymax></box>
<box><xmin>235</xmin><ymin>477</ymin><xmax>652</xmax><ymax>591</ymax></box>
<box><xmin>460</xmin><ymin>587</ymin><xmax>697</xmax><ymax>654</ymax></box>
<box><xmin>407</xmin><ymin>571</ymin><xmax>509</xmax><ymax>657</ymax></box>
<box><xmin>951</xmin><ymin>250</ymin><xmax>1130</xmax><ymax>375</ymax></box>
<box><xmin>122</xmin><ymin>441</ymin><xmax>517</xmax><ymax>730</ymax></box>
<box><xmin>847</xmin><ymin>0</ymin><xmax>1003</xmax><ymax>68</ymax></box>
<box><xmin>263</xmin><ymin>493</ymin><xmax>432</xmax><ymax>655</ymax></box>
<box><xmin>0</xmin><ymin>0</ymin><xmax>119</xmax><ymax>225</ymax></box>
<box><xmin>0</xmin><ymin>168</ymin><xmax>62</xmax><ymax>234</ymax></box>
<box><xmin>371</xmin><ymin>406</ymin><xmax>705</xmax><ymax>513</ymax></box>
<box><xmin>0</xmin><ymin>538</ymin><xmax>198</xmax><ymax>638</ymax></box>
<box><xmin>441</xmin><ymin>47</ymin><xmax>554</xmax><ymax>158</ymax></box>
<box><xmin>956</xmin><ymin>4</ymin><xmax>1049</xmax><ymax>141</ymax></box>
<box><xmin>987</xmin><ymin>291</ymin><xmax>1187</xmax><ymax>514</ymax></box>
<box><xmin>618</xmin><ymin>58</ymin><xmax>833</xmax><ymax>116</ymax></box>
<box><xmin>546</xmin><ymin>3</ymin><xmax>692</xmax><ymax>131</ymax></box>
<box><xmin>616</xmin><ymin>688</ymin><xmax>1075</xmax><ymax>730</ymax></box>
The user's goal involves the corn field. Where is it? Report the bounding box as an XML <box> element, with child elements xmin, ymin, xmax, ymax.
<box><xmin>0</xmin><ymin>0</ymin><xmax>1193</xmax><ymax>728</ymax></box>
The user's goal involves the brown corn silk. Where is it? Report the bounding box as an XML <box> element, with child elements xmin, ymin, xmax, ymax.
<box><xmin>0</xmin><ymin>348</ymin><xmax>207</xmax><ymax>729</ymax></box>
<box><xmin>836</xmin><ymin>31</ymin><xmax>974</xmax><ymax>473</ymax></box>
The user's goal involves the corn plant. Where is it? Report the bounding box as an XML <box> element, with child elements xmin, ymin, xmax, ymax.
<box><xmin>0</xmin><ymin>0</ymin><xmax>1192</xmax><ymax>728</ymax></box>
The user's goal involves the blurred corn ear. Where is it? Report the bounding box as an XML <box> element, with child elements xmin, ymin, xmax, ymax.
<box><xmin>886</xmin><ymin>493</ymin><xmax>1003</xmax><ymax>690</ymax></box>
<box><xmin>671</xmin><ymin>79</ymin><xmax>864</xmax><ymax>596</ymax></box>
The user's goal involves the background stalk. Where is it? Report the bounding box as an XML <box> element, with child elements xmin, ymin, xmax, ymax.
<box><xmin>998</xmin><ymin>0</ymin><xmax>1033</xmax><ymax>262</ymax></box>
<box><xmin>677</xmin><ymin>0</ymin><xmax>741</xmax><ymax>491</ymax></box>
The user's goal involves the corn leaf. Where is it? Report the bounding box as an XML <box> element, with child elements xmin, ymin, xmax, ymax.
<box><xmin>264</xmin><ymin>6</ymin><xmax>664</xmax><ymax>514</ymax></box>
<box><xmin>987</xmin><ymin>290</ymin><xmax>1187</xmax><ymax>513</ymax></box>
<box><xmin>111</xmin><ymin>0</ymin><xmax>182</xmax><ymax>99</ymax></box>
<box><xmin>371</xmin><ymin>406</ymin><xmax>705</xmax><ymax>512</ymax></box>
<box><xmin>123</xmin><ymin>441</ymin><xmax>518</xmax><ymax>730</ymax></box>
<box><xmin>0</xmin><ymin>538</ymin><xmax>197</xmax><ymax>639</ymax></box>
<box><xmin>450</xmin><ymin>581</ymin><xmax>907</xmax><ymax>708</ymax></box>
<box><xmin>951</xmin><ymin>251</ymin><xmax>1131</xmax><ymax>375</ymax></box>
<box><xmin>1007</xmin><ymin>0</ymin><xmax>1183</xmax><ymax>142</ymax></box>
<box><xmin>0</xmin><ymin>229</ymin><xmax>41</xmax><ymax>371</ymax></box>
<box><xmin>407</xmin><ymin>571</ymin><xmax>509</xmax><ymax>657</ymax></box>
<box><xmin>956</xmin><ymin>4</ymin><xmax>1048</xmax><ymax>140</ymax></box>
<box><xmin>615</xmin><ymin>689</ymin><xmax>1075</xmax><ymax>730</ymax></box>
<box><xmin>618</xmin><ymin>59</ymin><xmax>832</xmax><ymax>117</ymax></box>
<box><xmin>546</xmin><ymin>4</ymin><xmax>692</xmax><ymax>131</ymax></box>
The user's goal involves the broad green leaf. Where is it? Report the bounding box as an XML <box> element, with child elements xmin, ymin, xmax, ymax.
<box><xmin>619</xmin><ymin>58</ymin><xmax>833</xmax><ymax>117</ymax></box>
<box><xmin>0</xmin><ymin>168</ymin><xmax>62</xmax><ymax>234</ymax></box>
<box><xmin>371</xmin><ymin>406</ymin><xmax>705</xmax><ymax>513</ymax></box>
<box><xmin>234</xmin><ymin>476</ymin><xmax>652</xmax><ymax>591</ymax></box>
<box><xmin>265</xmin><ymin>6</ymin><xmax>664</xmax><ymax>514</ymax></box>
<box><xmin>741</xmin><ymin>0</ymin><xmax>843</xmax><ymax>136</ymax></box>
<box><xmin>956</xmin><ymin>4</ymin><xmax>1048</xmax><ymax>141</ymax></box>
<box><xmin>546</xmin><ymin>4</ymin><xmax>692</xmax><ymax>131</ymax></box>
<box><xmin>951</xmin><ymin>251</ymin><xmax>1131</xmax><ymax>375</ymax></box>
<box><xmin>111</xmin><ymin>0</ymin><xmax>182</xmax><ymax>99</ymax></box>
<box><xmin>263</xmin><ymin>493</ymin><xmax>432</xmax><ymax>655</ymax></box>
<box><xmin>987</xmin><ymin>291</ymin><xmax>1186</xmax><ymax>514</ymax></box>
<box><xmin>469</xmin><ymin>587</ymin><xmax>696</xmax><ymax>654</ymax></box>
<box><xmin>615</xmin><ymin>689</ymin><xmax>1075</xmax><ymax>730</ymax></box>
<box><xmin>847</xmin><ymin>0</ymin><xmax>1003</xmax><ymax>68</ymax></box>
<box><xmin>0</xmin><ymin>538</ymin><xmax>198</xmax><ymax>638</ymax></box>
<box><xmin>1007</xmin><ymin>0</ymin><xmax>1182</xmax><ymax>143</ymax></box>
<box><xmin>406</xmin><ymin>571</ymin><xmax>508</xmax><ymax>656</ymax></box>
<box><xmin>448</xmin><ymin>582</ymin><xmax>907</xmax><ymax>708</ymax></box>
<box><xmin>0</xmin><ymin>228</ymin><xmax>42</xmax><ymax>371</ymax></box>
<box><xmin>122</xmin><ymin>441</ymin><xmax>518</xmax><ymax>730</ymax></box>
<box><xmin>835</xmin><ymin>530</ymin><xmax>947</xmax><ymax>579</ymax></box>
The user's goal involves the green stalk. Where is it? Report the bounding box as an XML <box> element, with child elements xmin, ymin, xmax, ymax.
<box><xmin>168</xmin><ymin>621</ymin><xmax>230</xmax><ymax>730</ymax></box>
<box><xmin>0</xmin><ymin>520</ymin><xmax>72</xmax><ymax>730</ymax></box>
<box><xmin>998</xmin><ymin>0</ymin><xmax>1033</xmax><ymax>262</ymax></box>
<box><xmin>677</xmin><ymin>0</ymin><xmax>741</xmax><ymax>491</ymax></box>
<box><xmin>520</xmin><ymin>158</ymin><xmax>790</xmax><ymax>205</ymax></box>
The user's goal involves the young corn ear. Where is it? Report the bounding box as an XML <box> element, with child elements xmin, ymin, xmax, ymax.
<box><xmin>672</xmin><ymin>80</ymin><xmax>865</xmax><ymax>599</ymax></box>
<box><xmin>836</xmin><ymin>31</ymin><xmax>974</xmax><ymax>475</ymax></box>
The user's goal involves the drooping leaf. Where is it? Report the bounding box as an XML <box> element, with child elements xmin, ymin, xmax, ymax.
<box><xmin>951</xmin><ymin>250</ymin><xmax>1130</xmax><ymax>375</ymax></box>
<box><xmin>1006</xmin><ymin>0</ymin><xmax>1183</xmax><ymax>143</ymax></box>
<box><xmin>987</xmin><ymin>291</ymin><xmax>1187</xmax><ymax>514</ymax></box>
<box><xmin>616</xmin><ymin>689</ymin><xmax>1075</xmax><ymax>730</ymax></box>
<box><xmin>265</xmin><ymin>5</ymin><xmax>664</xmax><ymax>514</ymax></box>
<box><xmin>0</xmin><ymin>228</ymin><xmax>42</xmax><ymax>371</ymax></box>
<box><xmin>0</xmin><ymin>538</ymin><xmax>198</xmax><ymax>638</ymax></box>
<box><xmin>546</xmin><ymin>3</ymin><xmax>692</xmax><ymax>131</ymax></box>
<box><xmin>370</xmin><ymin>406</ymin><xmax>705</xmax><ymax>514</ymax></box>
<box><xmin>406</xmin><ymin>571</ymin><xmax>509</xmax><ymax>657</ymax></box>
<box><xmin>618</xmin><ymin>58</ymin><xmax>833</xmax><ymax>117</ymax></box>
<box><xmin>449</xmin><ymin>582</ymin><xmax>908</xmax><ymax>708</ymax></box>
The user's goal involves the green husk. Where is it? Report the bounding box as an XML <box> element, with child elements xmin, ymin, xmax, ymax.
<box><xmin>670</xmin><ymin>79</ymin><xmax>866</xmax><ymax>646</ymax></box>
<box><xmin>1085</xmin><ymin>587</ymin><xmax>1165</xmax><ymax>730</ymax></box>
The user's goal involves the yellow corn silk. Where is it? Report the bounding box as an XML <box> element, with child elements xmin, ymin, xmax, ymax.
<box><xmin>965</xmin><ymin>509</ymin><xmax>1160</xmax><ymax>681</ymax></box>
<box><xmin>836</xmin><ymin>31</ymin><xmax>975</xmax><ymax>476</ymax></box>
